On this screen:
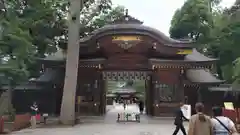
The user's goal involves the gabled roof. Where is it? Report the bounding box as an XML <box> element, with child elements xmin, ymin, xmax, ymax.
<box><xmin>0</xmin><ymin>83</ymin><xmax>43</xmax><ymax>90</ymax></box>
<box><xmin>149</xmin><ymin>49</ymin><xmax>217</xmax><ymax>68</ymax></box>
<box><xmin>33</xmin><ymin>69</ymin><xmax>58</xmax><ymax>83</ymax></box>
<box><xmin>186</xmin><ymin>69</ymin><xmax>224</xmax><ymax>84</ymax></box>
<box><xmin>185</xmin><ymin>49</ymin><xmax>217</xmax><ymax>62</ymax></box>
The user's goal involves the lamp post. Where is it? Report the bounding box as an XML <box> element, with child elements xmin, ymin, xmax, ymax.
<box><xmin>60</xmin><ymin>0</ymin><xmax>83</xmax><ymax>125</ymax></box>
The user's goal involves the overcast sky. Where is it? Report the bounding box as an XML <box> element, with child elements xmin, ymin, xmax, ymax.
<box><xmin>112</xmin><ymin>0</ymin><xmax>235</xmax><ymax>36</ymax></box>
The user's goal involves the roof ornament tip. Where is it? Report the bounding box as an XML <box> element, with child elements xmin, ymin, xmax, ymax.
<box><xmin>124</xmin><ymin>9</ymin><xmax>129</xmax><ymax>21</ymax></box>
<box><xmin>125</xmin><ymin>9</ymin><xmax>128</xmax><ymax>16</ymax></box>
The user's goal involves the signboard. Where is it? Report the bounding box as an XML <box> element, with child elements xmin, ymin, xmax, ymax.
<box><xmin>112</xmin><ymin>36</ymin><xmax>141</xmax><ymax>41</ymax></box>
<box><xmin>224</xmin><ymin>102</ymin><xmax>234</xmax><ymax>110</ymax></box>
<box><xmin>177</xmin><ymin>49</ymin><xmax>193</xmax><ymax>54</ymax></box>
<box><xmin>77</xmin><ymin>96</ymin><xmax>81</xmax><ymax>104</ymax></box>
<box><xmin>181</xmin><ymin>104</ymin><xmax>191</xmax><ymax>120</ymax></box>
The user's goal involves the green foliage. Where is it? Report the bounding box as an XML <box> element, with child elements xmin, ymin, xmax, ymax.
<box><xmin>233</xmin><ymin>58</ymin><xmax>240</xmax><ymax>87</ymax></box>
<box><xmin>0</xmin><ymin>11</ymin><xmax>34</xmax><ymax>83</ymax></box>
<box><xmin>169</xmin><ymin>0</ymin><xmax>213</xmax><ymax>41</ymax></box>
<box><xmin>221</xmin><ymin>64</ymin><xmax>233</xmax><ymax>82</ymax></box>
<box><xmin>1</xmin><ymin>0</ymin><xmax>125</xmax><ymax>81</ymax></box>
<box><xmin>170</xmin><ymin>0</ymin><xmax>240</xmax><ymax>85</ymax></box>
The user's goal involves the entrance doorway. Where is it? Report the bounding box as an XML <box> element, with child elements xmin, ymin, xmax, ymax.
<box><xmin>100</xmin><ymin>71</ymin><xmax>154</xmax><ymax>116</ymax></box>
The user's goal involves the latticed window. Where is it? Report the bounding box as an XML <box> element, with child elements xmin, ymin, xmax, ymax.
<box><xmin>155</xmin><ymin>84</ymin><xmax>178</xmax><ymax>102</ymax></box>
<box><xmin>80</xmin><ymin>83</ymin><xmax>93</xmax><ymax>102</ymax></box>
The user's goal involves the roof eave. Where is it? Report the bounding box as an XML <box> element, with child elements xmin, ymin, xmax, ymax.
<box><xmin>191</xmin><ymin>81</ymin><xmax>225</xmax><ymax>85</ymax></box>
<box><xmin>80</xmin><ymin>24</ymin><xmax>194</xmax><ymax>48</ymax></box>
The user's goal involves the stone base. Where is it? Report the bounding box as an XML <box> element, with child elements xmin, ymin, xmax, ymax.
<box><xmin>59</xmin><ymin>119</ymin><xmax>76</xmax><ymax>126</ymax></box>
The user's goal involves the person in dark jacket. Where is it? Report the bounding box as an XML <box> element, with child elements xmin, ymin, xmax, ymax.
<box><xmin>172</xmin><ymin>102</ymin><xmax>188</xmax><ymax>135</ymax></box>
<box><xmin>123</xmin><ymin>100</ymin><xmax>126</xmax><ymax>110</ymax></box>
<box><xmin>138</xmin><ymin>100</ymin><xmax>144</xmax><ymax>114</ymax></box>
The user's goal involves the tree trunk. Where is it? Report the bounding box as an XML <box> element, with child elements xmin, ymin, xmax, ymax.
<box><xmin>60</xmin><ymin>0</ymin><xmax>82</xmax><ymax>125</ymax></box>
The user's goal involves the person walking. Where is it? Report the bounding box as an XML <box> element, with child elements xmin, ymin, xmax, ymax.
<box><xmin>188</xmin><ymin>102</ymin><xmax>213</xmax><ymax>135</ymax></box>
<box><xmin>211</xmin><ymin>106</ymin><xmax>237</xmax><ymax>135</ymax></box>
<box><xmin>138</xmin><ymin>100</ymin><xmax>144</xmax><ymax>114</ymax></box>
<box><xmin>123</xmin><ymin>100</ymin><xmax>126</xmax><ymax>110</ymax></box>
<box><xmin>172</xmin><ymin>102</ymin><xmax>188</xmax><ymax>135</ymax></box>
<box><xmin>30</xmin><ymin>102</ymin><xmax>38</xmax><ymax>129</ymax></box>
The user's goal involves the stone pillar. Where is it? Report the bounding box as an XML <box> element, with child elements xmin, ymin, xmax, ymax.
<box><xmin>197</xmin><ymin>86</ymin><xmax>202</xmax><ymax>102</ymax></box>
<box><xmin>60</xmin><ymin>0</ymin><xmax>82</xmax><ymax>125</ymax></box>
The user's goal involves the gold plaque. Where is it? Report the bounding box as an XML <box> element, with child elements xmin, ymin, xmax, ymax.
<box><xmin>177</xmin><ymin>49</ymin><xmax>193</xmax><ymax>54</ymax></box>
<box><xmin>77</xmin><ymin>96</ymin><xmax>81</xmax><ymax>104</ymax></box>
<box><xmin>112</xmin><ymin>36</ymin><xmax>141</xmax><ymax>41</ymax></box>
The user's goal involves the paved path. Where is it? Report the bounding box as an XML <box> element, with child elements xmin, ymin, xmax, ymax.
<box><xmin>11</xmin><ymin>104</ymin><xmax>189</xmax><ymax>135</ymax></box>
<box><xmin>11</xmin><ymin>123</ymin><xmax>189</xmax><ymax>135</ymax></box>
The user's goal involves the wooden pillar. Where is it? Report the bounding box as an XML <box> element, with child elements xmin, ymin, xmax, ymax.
<box><xmin>60</xmin><ymin>0</ymin><xmax>82</xmax><ymax>125</ymax></box>
<box><xmin>145</xmin><ymin>80</ymin><xmax>149</xmax><ymax>115</ymax></box>
<box><xmin>197</xmin><ymin>86</ymin><xmax>202</xmax><ymax>102</ymax></box>
<box><xmin>179</xmin><ymin>70</ymin><xmax>185</xmax><ymax>102</ymax></box>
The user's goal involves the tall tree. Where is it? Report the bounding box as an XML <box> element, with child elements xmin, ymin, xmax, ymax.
<box><xmin>169</xmin><ymin>0</ymin><xmax>213</xmax><ymax>41</ymax></box>
<box><xmin>170</xmin><ymin>0</ymin><xmax>240</xmax><ymax>83</ymax></box>
<box><xmin>1</xmin><ymin>0</ymin><xmax>125</xmax><ymax>79</ymax></box>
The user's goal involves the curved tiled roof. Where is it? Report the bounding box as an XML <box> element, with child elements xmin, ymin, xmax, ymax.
<box><xmin>79</xmin><ymin>23</ymin><xmax>193</xmax><ymax>48</ymax></box>
<box><xmin>92</xmin><ymin>24</ymin><xmax>192</xmax><ymax>44</ymax></box>
<box><xmin>78</xmin><ymin>14</ymin><xmax>193</xmax><ymax>47</ymax></box>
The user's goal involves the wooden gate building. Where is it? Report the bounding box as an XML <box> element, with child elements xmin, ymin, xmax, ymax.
<box><xmin>8</xmin><ymin>14</ymin><xmax>223</xmax><ymax>117</ymax></box>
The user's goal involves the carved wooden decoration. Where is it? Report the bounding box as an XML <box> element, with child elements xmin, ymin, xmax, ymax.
<box><xmin>102</xmin><ymin>71</ymin><xmax>150</xmax><ymax>80</ymax></box>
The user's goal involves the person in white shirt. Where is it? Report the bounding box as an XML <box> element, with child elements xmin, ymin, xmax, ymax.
<box><xmin>211</xmin><ymin>106</ymin><xmax>237</xmax><ymax>135</ymax></box>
